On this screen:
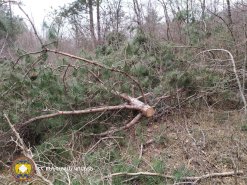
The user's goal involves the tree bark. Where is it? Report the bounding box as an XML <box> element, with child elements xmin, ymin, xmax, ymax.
<box><xmin>158</xmin><ymin>0</ymin><xmax>172</xmax><ymax>41</ymax></box>
<box><xmin>226</xmin><ymin>0</ymin><xmax>233</xmax><ymax>26</ymax></box>
<box><xmin>116</xmin><ymin>0</ymin><xmax>122</xmax><ymax>33</ymax></box>
<box><xmin>16</xmin><ymin>94</ymin><xmax>154</xmax><ymax>127</ymax></box>
<box><xmin>133</xmin><ymin>0</ymin><xmax>143</xmax><ymax>28</ymax></box>
<box><xmin>88</xmin><ymin>0</ymin><xmax>97</xmax><ymax>48</ymax></box>
<box><xmin>186</xmin><ymin>0</ymin><xmax>189</xmax><ymax>23</ymax></box>
<box><xmin>201</xmin><ymin>0</ymin><xmax>206</xmax><ymax>21</ymax></box>
<box><xmin>96</xmin><ymin>0</ymin><xmax>101</xmax><ymax>43</ymax></box>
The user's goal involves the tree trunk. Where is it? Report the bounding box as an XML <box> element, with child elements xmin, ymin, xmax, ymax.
<box><xmin>8</xmin><ymin>0</ymin><xmax>13</xmax><ymax>32</ymax></box>
<box><xmin>226</xmin><ymin>0</ymin><xmax>233</xmax><ymax>26</ymax></box>
<box><xmin>158</xmin><ymin>0</ymin><xmax>172</xmax><ymax>41</ymax></box>
<box><xmin>186</xmin><ymin>0</ymin><xmax>189</xmax><ymax>23</ymax></box>
<box><xmin>96</xmin><ymin>0</ymin><xmax>101</xmax><ymax>44</ymax></box>
<box><xmin>133</xmin><ymin>0</ymin><xmax>143</xmax><ymax>29</ymax></box>
<box><xmin>201</xmin><ymin>0</ymin><xmax>206</xmax><ymax>21</ymax></box>
<box><xmin>88</xmin><ymin>0</ymin><xmax>97</xmax><ymax>48</ymax></box>
<box><xmin>116</xmin><ymin>0</ymin><xmax>122</xmax><ymax>33</ymax></box>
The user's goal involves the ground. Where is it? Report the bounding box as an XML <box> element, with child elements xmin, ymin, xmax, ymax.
<box><xmin>113</xmin><ymin>110</ymin><xmax>247</xmax><ymax>184</ymax></box>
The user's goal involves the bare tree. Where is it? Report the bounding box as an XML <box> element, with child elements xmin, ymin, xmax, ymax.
<box><xmin>133</xmin><ymin>0</ymin><xmax>143</xmax><ymax>29</ymax></box>
<box><xmin>115</xmin><ymin>0</ymin><xmax>122</xmax><ymax>33</ymax></box>
<box><xmin>158</xmin><ymin>0</ymin><xmax>172</xmax><ymax>41</ymax></box>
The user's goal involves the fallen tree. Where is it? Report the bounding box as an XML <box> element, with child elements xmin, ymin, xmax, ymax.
<box><xmin>15</xmin><ymin>94</ymin><xmax>154</xmax><ymax>129</ymax></box>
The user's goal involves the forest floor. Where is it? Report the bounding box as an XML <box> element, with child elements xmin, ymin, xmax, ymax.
<box><xmin>1</xmin><ymin>109</ymin><xmax>247</xmax><ymax>185</ymax></box>
<box><xmin>112</xmin><ymin>109</ymin><xmax>247</xmax><ymax>184</ymax></box>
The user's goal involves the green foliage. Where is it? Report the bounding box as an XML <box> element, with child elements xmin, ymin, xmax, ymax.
<box><xmin>96</xmin><ymin>45</ymin><xmax>113</xmax><ymax>56</ymax></box>
<box><xmin>1</xmin><ymin>2</ymin><xmax>247</xmax><ymax>185</ymax></box>
<box><xmin>130</xmin><ymin>62</ymin><xmax>149</xmax><ymax>77</ymax></box>
<box><xmin>106</xmin><ymin>31</ymin><xmax>126</xmax><ymax>47</ymax></box>
<box><xmin>241</xmin><ymin>125</ymin><xmax>247</xmax><ymax>132</ymax></box>
<box><xmin>175</xmin><ymin>10</ymin><xmax>195</xmax><ymax>23</ymax></box>
<box><xmin>60</xmin><ymin>0</ymin><xmax>87</xmax><ymax>17</ymax></box>
<box><xmin>168</xmin><ymin>71</ymin><xmax>194</xmax><ymax>89</ymax></box>
<box><xmin>173</xmin><ymin>166</ymin><xmax>193</xmax><ymax>182</ymax></box>
<box><xmin>185</xmin><ymin>23</ymin><xmax>205</xmax><ymax>45</ymax></box>
<box><xmin>35</xmin><ymin>135</ymin><xmax>72</xmax><ymax>166</ymax></box>
<box><xmin>0</xmin><ymin>5</ymin><xmax>26</xmax><ymax>40</ymax></box>
<box><xmin>131</xmin><ymin>32</ymin><xmax>149</xmax><ymax>55</ymax></box>
<box><xmin>54</xmin><ymin>179</ymin><xmax>66</xmax><ymax>185</ymax></box>
<box><xmin>43</xmin><ymin>17</ymin><xmax>63</xmax><ymax>45</ymax></box>
<box><xmin>152</xmin><ymin>158</ymin><xmax>166</xmax><ymax>174</ymax></box>
<box><xmin>96</xmin><ymin>31</ymin><xmax>126</xmax><ymax>56</ymax></box>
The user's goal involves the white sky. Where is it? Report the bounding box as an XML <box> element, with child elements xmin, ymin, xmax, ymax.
<box><xmin>13</xmin><ymin>0</ymin><xmax>74</xmax><ymax>31</ymax></box>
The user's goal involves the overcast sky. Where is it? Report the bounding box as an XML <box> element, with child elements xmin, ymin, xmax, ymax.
<box><xmin>13</xmin><ymin>0</ymin><xmax>74</xmax><ymax>31</ymax></box>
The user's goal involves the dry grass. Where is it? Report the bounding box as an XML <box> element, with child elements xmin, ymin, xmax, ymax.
<box><xmin>134</xmin><ymin>110</ymin><xmax>247</xmax><ymax>184</ymax></box>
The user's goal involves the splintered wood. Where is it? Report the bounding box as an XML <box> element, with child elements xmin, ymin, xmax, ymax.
<box><xmin>124</xmin><ymin>95</ymin><xmax>155</xmax><ymax>117</ymax></box>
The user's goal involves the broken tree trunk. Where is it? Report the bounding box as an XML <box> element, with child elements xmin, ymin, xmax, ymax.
<box><xmin>0</xmin><ymin>94</ymin><xmax>154</xmax><ymax>161</ymax></box>
<box><xmin>16</xmin><ymin>94</ymin><xmax>155</xmax><ymax>127</ymax></box>
<box><xmin>118</xmin><ymin>93</ymin><xmax>155</xmax><ymax>117</ymax></box>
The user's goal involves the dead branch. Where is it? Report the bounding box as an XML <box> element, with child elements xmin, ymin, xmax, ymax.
<box><xmin>45</xmin><ymin>48</ymin><xmax>147</xmax><ymax>103</ymax></box>
<box><xmin>13</xmin><ymin>50</ymin><xmax>45</xmax><ymax>68</ymax></box>
<box><xmin>90</xmin><ymin>113</ymin><xmax>143</xmax><ymax>136</ymax></box>
<box><xmin>198</xmin><ymin>49</ymin><xmax>247</xmax><ymax>113</ymax></box>
<box><xmin>104</xmin><ymin>170</ymin><xmax>244</xmax><ymax>184</ymax></box>
<box><xmin>85</xmin><ymin>136</ymin><xmax>123</xmax><ymax>154</ymax></box>
<box><xmin>17</xmin><ymin>4</ymin><xmax>44</xmax><ymax>46</ymax></box>
<box><xmin>118</xmin><ymin>93</ymin><xmax>154</xmax><ymax>117</ymax></box>
<box><xmin>62</xmin><ymin>64</ymin><xmax>70</xmax><ymax>94</ymax></box>
<box><xmin>3</xmin><ymin>114</ymin><xmax>52</xmax><ymax>185</ymax></box>
<box><xmin>17</xmin><ymin>97</ymin><xmax>154</xmax><ymax>127</ymax></box>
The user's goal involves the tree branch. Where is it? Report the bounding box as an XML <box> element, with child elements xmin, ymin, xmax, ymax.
<box><xmin>90</xmin><ymin>113</ymin><xmax>143</xmax><ymax>136</ymax></box>
<box><xmin>104</xmin><ymin>170</ymin><xmax>244</xmax><ymax>183</ymax></box>
<box><xmin>45</xmin><ymin>48</ymin><xmax>147</xmax><ymax>103</ymax></box>
<box><xmin>4</xmin><ymin>114</ymin><xmax>53</xmax><ymax>185</ymax></box>
<box><xmin>17</xmin><ymin>99</ymin><xmax>154</xmax><ymax>127</ymax></box>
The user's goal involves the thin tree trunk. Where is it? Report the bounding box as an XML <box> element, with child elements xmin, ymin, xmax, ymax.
<box><xmin>158</xmin><ymin>0</ymin><xmax>172</xmax><ymax>41</ymax></box>
<box><xmin>116</xmin><ymin>0</ymin><xmax>122</xmax><ymax>33</ymax></box>
<box><xmin>133</xmin><ymin>0</ymin><xmax>143</xmax><ymax>29</ymax></box>
<box><xmin>226</xmin><ymin>0</ymin><xmax>236</xmax><ymax>45</ymax></box>
<box><xmin>88</xmin><ymin>0</ymin><xmax>97</xmax><ymax>48</ymax></box>
<box><xmin>226</xmin><ymin>0</ymin><xmax>233</xmax><ymax>26</ymax></box>
<box><xmin>8</xmin><ymin>0</ymin><xmax>13</xmax><ymax>32</ymax></box>
<box><xmin>201</xmin><ymin>0</ymin><xmax>206</xmax><ymax>20</ymax></box>
<box><xmin>186</xmin><ymin>0</ymin><xmax>189</xmax><ymax>23</ymax></box>
<box><xmin>96</xmin><ymin>0</ymin><xmax>101</xmax><ymax>44</ymax></box>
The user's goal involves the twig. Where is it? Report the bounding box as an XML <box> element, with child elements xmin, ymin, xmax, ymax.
<box><xmin>139</xmin><ymin>143</ymin><xmax>143</xmax><ymax>161</ymax></box>
<box><xmin>85</xmin><ymin>137</ymin><xmax>123</xmax><ymax>155</ymax></box>
<box><xmin>197</xmin><ymin>49</ymin><xmax>247</xmax><ymax>113</ymax></box>
<box><xmin>17</xmin><ymin>4</ymin><xmax>44</xmax><ymax>46</ymax></box>
<box><xmin>104</xmin><ymin>170</ymin><xmax>243</xmax><ymax>183</ymax></box>
<box><xmin>13</xmin><ymin>50</ymin><xmax>44</xmax><ymax>68</ymax></box>
<box><xmin>3</xmin><ymin>114</ymin><xmax>53</xmax><ymax>185</ymax></box>
<box><xmin>0</xmin><ymin>33</ymin><xmax>8</xmax><ymax>56</ymax></box>
<box><xmin>17</xmin><ymin>104</ymin><xmax>149</xmax><ymax>127</ymax></box>
<box><xmin>4</xmin><ymin>114</ymin><xmax>30</xmax><ymax>155</ymax></box>
<box><xmin>45</xmin><ymin>48</ymin><xmax>147</xmax><ymax>103</ymax></box>
<box><xmin>90</xmin><ymin>113</ymin><xmax>143</xmax><ymax>136</ymax></box>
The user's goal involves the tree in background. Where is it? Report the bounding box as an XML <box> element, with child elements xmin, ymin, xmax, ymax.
<box><xmin>0</xmin><ymin>2</ymin><xmax>25</xmax><ymax>41</ymax></box>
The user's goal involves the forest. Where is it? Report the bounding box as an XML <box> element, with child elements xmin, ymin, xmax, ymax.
<box><xmin>0</xmin><ymin>0</ymin><xmax>247</xmax><ymax>184</ymax></box>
